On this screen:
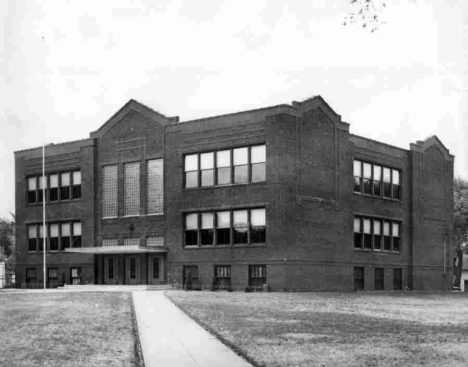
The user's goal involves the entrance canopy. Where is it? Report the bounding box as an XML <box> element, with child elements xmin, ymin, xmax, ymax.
<box><xmin>64</xmin><ymin>245</ymin><xmax>167</xmax><ymax>255</ymax></box>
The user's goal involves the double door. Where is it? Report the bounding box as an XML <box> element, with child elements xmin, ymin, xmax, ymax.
<box><xmin>102</xmin><ymin>254</ymin><xmax>163</xmax><ymax>285</ymax></box>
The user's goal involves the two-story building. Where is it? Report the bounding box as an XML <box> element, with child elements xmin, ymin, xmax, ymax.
<box><xmin>14</xmin><ymin>95</ymin><xmax>454</xmax><ymax>291</ymax></box>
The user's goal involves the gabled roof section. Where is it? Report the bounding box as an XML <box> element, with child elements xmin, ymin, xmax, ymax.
<box><xmin>292</xmin><ymin>95</ymin><xmax>349</xmax><ymax>130</ymax></box>
<box><xmin>90</xmin><ymin>99</ymin><xmax>179</xmax><ymax>138</ymax></box>
<box><xmin>410</xmin><ymin>135</ymin><xmax>454</xmax><ymax>161</ymax></box>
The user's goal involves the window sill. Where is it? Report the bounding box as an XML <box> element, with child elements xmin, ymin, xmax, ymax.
<box><xmin>26</xmin><ymin>198</ymin><xmax>82</xmax><ymax>206</ymax></box>
<box><xmin>184</xmin><ymin>181</ymin><xmax>266</xmax><ymax>191</ymax></box>
<box><xmin>183</xmin><ymin>243</ymin><xmax>266</xmax><ymax>249</ymax></box>
<box><xmin>354</xmin><ymin>248</ymin><xmax>401</xmax><ymax>254</ymax></box>
<box><xmin>353</xmin><ymin>192</ymin><xmax>402</xmax><ymax>203</ymax></box>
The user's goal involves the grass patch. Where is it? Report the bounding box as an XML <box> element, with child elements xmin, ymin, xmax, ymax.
<box><xmin>0</xmin><ymin>292</ymin><xmax>137</xmax><ymax>367</ymax></box>
<box><xmin>167</xmin><ymin>291</ymin><xmax>468</xmax><ymax>367</ymax></box>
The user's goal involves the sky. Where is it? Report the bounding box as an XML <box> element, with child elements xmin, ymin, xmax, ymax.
<box><xmin>1</xmin><ymin>0</ymin><xmax>467</xmax><ymax>219</ymax></box>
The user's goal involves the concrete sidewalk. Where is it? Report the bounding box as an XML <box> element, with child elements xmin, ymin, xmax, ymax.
<box><xmin>133</xmin><ymin>291</ymin><xmax>253</xmax><ymax>367</ymax></box>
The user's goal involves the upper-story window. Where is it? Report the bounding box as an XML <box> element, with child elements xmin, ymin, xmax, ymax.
<box><xmin>147</xmin><ymin>159</ymin><xmax>164</xmax><ymax>215</ymax></box>
<box><xmin>184</xmin><ymin>144</ymin><xmax>266</xmax><ymax>189</ymax></box>
<box><xmin>26</xmin><ymin>170</ymin><xmax>81</xmax><ymax>204</ymax></box>
<box><xmin>354</xmin><ymin>215</ymin><xmax>401</xmax><ymax>253</ymax></box>
<box><xmin>184</xmin><ymin>207</ymin><xmax>266</xmax><ymax>247</ymax></box>
<box><xmin>102</xmin><ymin>165</ymin><xmax>118</xmax><ymax>218</ymax></box>
<box><xmin>124</xmin><ymin>162</ymin><xmax>140</xmax><ymax>216</ymax></box>
<box><xmin>27</xmin><ymin>220</ymin><xmax>81</xmax><ymax>252</ymax></box>
<box><xmin>353</xmin><ymin>160</ymin><xmax>401</xmax><ymax>200</ymax></box>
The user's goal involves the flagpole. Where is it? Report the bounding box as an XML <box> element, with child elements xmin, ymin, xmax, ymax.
<box><xmin>43</xmin><ymin>145</ymin><xmax>46</xmax><ymax>291</ymax></box>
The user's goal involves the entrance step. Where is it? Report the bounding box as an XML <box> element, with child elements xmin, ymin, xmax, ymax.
<box><xmin>146</xmin><ymin>284</ymin><xmax>173</xmax><ymax>291</ymax></box>
<box><xmin>60</xmin><ymin>284</ymin><xmax>149</xmax><ymax>292</ymax></box>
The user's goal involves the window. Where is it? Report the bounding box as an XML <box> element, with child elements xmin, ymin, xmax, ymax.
<box><xmin>354</xmin><ymin>267</ymin><xmax>364</xmax><ymax>291</ymax></box>
<box><xmin>353</xmin><ymin>160</ymin><xmax>401</xmax><ymax>200</ymax></box>
<box><xmin>28</xmin><ymin>225</ymin><xmax>37</xmax><ymax>252</ymax></box>
<box><xmin>38</xmin><ymin>176</ymin><xmax>47</xmax><ymax>203</ymax></box>
<box><xmin>185</xmin><ymin>213</ymin><xmax>198</xmax><ymax>246</ymax></box>
<box><xmin>61</xmin><ymin>223</ymin><xmax>71</xmax><ymax>249</ymax></box>
<box><xmin>38</xmin><ymin>224</ymin><xmax>44</xmax><ymax>252</ymax></box>
<box><xmin>72</xmin><ymin>171</ymin><xmax>82</xmax><ymax>199</ymax></box>
<box><xmin>354</xmin><ymin>216</ymin><xmax>401</xmax><ymax>253</ymax></box>
<box><xmin>49</xmin><ymin>174</ymin><xmax>59</xmax><ymax>202</ymax></box>
<box><xmin>374</xmin><ymin>268</ymin><xmax>384</xmax><ymax>290</ymax></box>
<box><xmin>48</xmin><ymin>268</ymin><xmax>59</xmax><ymax>280</ymax></box>
<box><xmin>233</xmin><ymin>210</ymin><xmax>248</xmax><ymax>244</ymax></box>
<box><xmin>216</xmin><ymin>211</ymin><xmax>231</xmax><ymax>245</ymax></box>
<box><xmin>102</xmin><ymin>238</ymin><xmax>118</xmax><ymax>247</ymax></box>
<box><xmin>26</xmin><ymin>268</ymin><xmax>36</xmax><ymax>283</ymax></box>
<box><xmin>146</xmin><ymin>236</ymin><xmax>164</xmax><ymax>247</ymax></box>
<box><xmin>152</xmin><ymin>257</ymin><xmax>160</xmax><ymax>279</ymax></box>
<box><xmin>182</xmin><ymin>265</ymin><xmax>198</xmax><ymax>286</ymax></box>
<box><xmin>102</xmin><ymin>165</ymin><xmax>118</xmax><ymax>217</ymax></box>
<box><xmin>60</xmin><ymin>172</ymin><xmax>71</xmax><ymax>200</ymax></box>
<box><xmin>49</xmin><ymin>223</ymin><xmax>59</xmax><ymax>251</ymax></box>
<box><xmin>200</xmin><ymin>152</ymin><xmax>214</xmax><ymax>187</ymax></box>
<box><xmin>250</xmin><ymin>208</ymin><xmax>266</xmax><ymax>243</ymax></box>
<box><xmin>216</xmin><ymin>150</ymin><xmax>231</xmax><ymax>185</ymax></box>
<box><xmin>214</xmin><ymin>265</ymin><xmax>231</xmax><ymax>280</ymax></box>
<box><xmin>124</xmin><ymin>238</ymin><xmax>140</xmax><ymax>246</ymax></box>
<box><xmin>27</xmin><ymin>177</ymin><xmax>37</xmax><ymax>203</ymax></box>
<box><xmin>71</xmin><ymin>267</ymin><xmax>82</xmax><ymax>285</ymax></box>
<box><xmin>72</xmin><ymin>222</ymin><xmax>82</xmax><ymax>248</ymax></box>
<box><xmin>184</xmin><ymin>144</ymin><xmax>266</xmax><ymax>188</ymax></box>
<box><xmin>147</xmin><ymin>159</ymin><xmax>164</xmax><ymax>214</ymax></box>
<box><xmin>233</xmin><ymin>148</ymin><xmax>248</xmax><ymax>183</ymax></box>
<box><xmin>124</xmin><ymin>162</ymin><xmax>140</xmax><ymax>216</ymax></box>
<box><xmin>251</xmin><ymin>145</ymin><xmax>266</xmax><ymax>182</ymax></box>
<box><xmin>130</xmin><ymin>258</ymin><xmax>136</xmax><ymax>279</ymax></box>
<box><xmin>249</xmin><ymin>265</ymin><xmax>266</xmax><ymax>287</ymax></box>
<box><xmin>184</xmin><ymin>154</ymin><xmax>198</xmax><ymax>188</ymax></box>
<box><xmin>184</xmin><ymin>208</ymin><xmax>266</xmax><ymax>247</ymax></box>
<box><xmin>200</xmin><ymin>212</ymin><xmax>214</xmax><ymax>246</ymax></box>
<box><xmin>108</xmin><ymin>258</ymin><xmax>114</xmax><ymax>280</ymax></box>
<box><xmin>393</xmin><ymin>268</ymin><xmax>402</xmax><ymax>290</ymax></box>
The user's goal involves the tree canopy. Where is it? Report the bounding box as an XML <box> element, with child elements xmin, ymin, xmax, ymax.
<box><xmin>454</xmin><ymin>177</ymin><xmax>468</xmax><ymax>249</ymax></box>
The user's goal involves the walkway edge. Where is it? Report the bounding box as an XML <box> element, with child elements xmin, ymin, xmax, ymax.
<box><xmin>164</xmin><ymin>291</ymin><xmax>261</xmax><ymax>367</ymax></box>
<box><xmin>131</xmin><ymin>292</ymin><xmax>146</xmax><ymax>367</ymax></box>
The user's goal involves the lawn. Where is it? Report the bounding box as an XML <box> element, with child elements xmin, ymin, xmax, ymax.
<box><xmin>167</xmin><ymin>291</ymin><xmax>468</xmax><ymax>367</ymax></box>
<box><xmin>0</xmin><ymin>292</ymin><xmax>138</xmax><ymax>367</ymax></box>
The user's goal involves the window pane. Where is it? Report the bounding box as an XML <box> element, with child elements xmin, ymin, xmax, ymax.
<box><xmin>233</xmin><ymin>210</ymin><xmax>248</xmax><ymax>227</ymax></box>
<box><xmin>200</xmin><ymin>152</ymin><xmax>214</xmax><ymax>169</ymax></box>
<box><xmin>147</xmin><ymin>159</ymin><xmax>164</xmax><ymax>214</ymax></box>
<box><xmin>363</xmin><ymin>219</ymin><xmax>371</xmax><ymax>234</ymax></box>
<box><xmin>252</xmin><ymin>163</ymin><xmax>266</xmax><ymax>182</ymax></box>
<box><xmin>50</xmin><ymin>224</ymin><xmax>59</xmax><ymax>237</ymax></box>
<box><xmin>146</xmin><ymin>236</ymin><xmax>164</xmax><ymax>247</ymax></box>
<box><xmin>102</xmin><ymin>238</ymin><xmax>118</xmax><ymax>246</ymax></box>
<box><xmin>216</xmin><ymin>150</ymin><xmax>231</xmax><ymax>167</ymax></box>
<box><xmin>217</xmin><ymin>211</ymin><xmax>230</xmax><ymax>228</ymax></box>
<box><xmin>353</xmin><ymin>160</ymin><xmax>361</xmax><ymax>177</ymax></box>
<box><xmin>251</xmin><ymin>145</ymin><xmax>266</xmax><ymax>163</ymax></box>
<box><xmin>251</xmin><ymin>209</ymin><xmax>265</xmax><ymax>226</ymax></box>
<box><xmin>217</xmin><ymin>167</ymin><xmax>231</xmax><ymax>185</ymax></box>
<box><xmin>50</xmin><ymin>175</ymin><xmax>58</xmax><ymax>189</ymax></box>
<box><xmin>124</xmin><ymin>162</ymin><xmax>140</xmax><ymax>216</ymax></box>
<box><xmin>383</xmin><ymin>168</ymin><xmax>391</xmax><ymax>183</ymax></box>
<box><xmin>28</xmin><ymin>225</ymin><xmax>37</xmax><ymax>238</ymax></box>
<box><xmin>61</xmin><ymin>172</ymin><xmax>70</xmax><ymax>186</ymax></box>
<box><xmin>28</xmin><ymin>177</ymin><xmax>37</xmax><ymax>190</ymax></box>
<box><xmin>102</xmin><ymin>165</ymin><xmax>118</xmax><ymax>217</ymax></box>
<box><xmin>373</xmin><ymin>220</ymin><xmax>381</xmax><ymax>235</ymax></box>
<box><xmin>233</xmin><ymin>227</ymin><xmax>248</xmax><ymax>243</ymax></box>
<box><xmin>185</xmin><ymin>154</ymin><xmax>198</xmax><ymax>171</ymax></box>
<box><xmin>392</xmin><ymin>223</ymin><xmax>399</xmax><ymax>237</ymax></box>
<box><xmin>39</xmin><ymin>225</ymin><xmax>44</xmax><ymax>238</ymax></box>
<box><xmin>234</xmin><ymin>165</ymin><xmax>248</xmax><ymax>183</ymax></box>
<box><xmin>73</xmin><ymin>222</ymin><xmax>82</xmax><ymax>236</ymax></box>
<box><xmin>383</xmin><ymin>221</ymin><xmax>390</xmax><ymax>236</ymax></box>
<box><xmin>354</xmin><ymin>218</ymin><xmax>361</xmax><ymax>233</ymax></box>
<box><xmin>373</xmin><ymin>165</ymin><xmax>381</xmax><ymax>181</ymax></box>
<box><xmin>39</xmin><ymin>176</ymin><xmax>47</xmax><ymax>188</ymax></box>
<box><xmin>185</xmin><ymin>171</ymin><xmax>198</xmax><ymax>188</ymax></box>
<box><xmin>73</xmin><ymin>171</ymin><xmax>81</xmax><ymax>185</ymax></box>
<box><xmin>233</xmin><ymin>147</ymin><xmax>248</xmax><ymax>165</ymax></box>
<box><xmin>201</xmin><ymin>213</ymin><xmax>214</xmax><ymax>229</ymax></box>
<box><xmin>201</xmin><ymin>169</ymin><xmax>214</xmax><ymax>186</ymax></box>
<box><xmin>392</xmin><ymin>170</ymin><xmax>400</xmax><ymax>185</ymax></box>
<box><xmin>363</xmin><ymin>163</ymin><xmax>372</xmax><ymax>179</ymax></box>
<box><xmin>124</xmin><ymin>238</ymin><xmax>139</xmax><ymax>246</ymax></box>
<box><xmin>61</xmin><ymin>223</ymin><xmax>70</xmax><ymax>236</ymax></box>
<box><xmin>186</xmin><ymin>213</ymin><xmax>198</xmax><ymax>230</ymax></box>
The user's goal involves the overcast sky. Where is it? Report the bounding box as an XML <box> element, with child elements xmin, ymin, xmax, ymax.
<box><xmin>1</xmin><ymin>0</ymin><xmax>467</xmax><ymax>219</ymax></box>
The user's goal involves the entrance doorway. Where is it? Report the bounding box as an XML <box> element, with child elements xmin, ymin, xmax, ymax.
<box><xmin>126</xmin><ymin>256</ymin><xmax>141</xmax><ymax>285</ymax></box>
<box><xmin>104</xmin><ymin>256</ymin><xmax>119</xmax><ymax>285</ymax></box>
